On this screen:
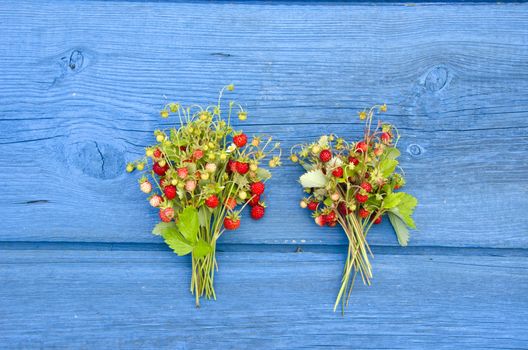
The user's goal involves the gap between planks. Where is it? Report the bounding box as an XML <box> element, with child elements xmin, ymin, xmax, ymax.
<box><xmin>0</xmin><ymin>241</ymin><xmax>526</xmax><ymax>257</ymax></box>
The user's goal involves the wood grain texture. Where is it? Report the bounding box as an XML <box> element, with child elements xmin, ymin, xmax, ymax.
<box><xmin>1</xmin><ymin>249</ymin><xmax>527</xmax><ymax>349</ymax></box>
<box><xmin>0</xmin><ymin>1</ymin><xmax>527</xmax><ymax>248</ymax></box>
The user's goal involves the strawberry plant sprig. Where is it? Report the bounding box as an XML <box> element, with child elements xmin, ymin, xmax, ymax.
<box><xmin>127</xmin><ymin>85</ymin><xmax>281</xmax><ymax>306</ymax></box>
<box><xmin>290</xmin><ymin>104</ymin><xmax>417</xmax><ymax>313</ymax></box>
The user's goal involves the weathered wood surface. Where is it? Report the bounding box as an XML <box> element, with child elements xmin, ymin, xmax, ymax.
<box><xmin>0</xmin><ymin>1</ymin><xmax>527</xmax><ymax>349</ymax></box>
<box><xmin>1</xmin><ymin>249</ymin><xmax>527</xmax><ymax>349</ymax></box>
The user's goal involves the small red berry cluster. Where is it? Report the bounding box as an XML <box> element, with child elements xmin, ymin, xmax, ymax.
<box><xmin>127</xmin><ymin>93</ymin><xmax>280</xmax><ymax>234</ymax></box>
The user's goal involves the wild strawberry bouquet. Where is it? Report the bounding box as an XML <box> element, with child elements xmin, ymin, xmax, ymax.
<box><xmin>290</xmin><ymin>105</ymin><xmax>417</xmax><ymax>312</ymax></box>
<box><xmin>126</xmin><ymin>85</ymin><xmax>281</xmax><ymax>306</ymax></box>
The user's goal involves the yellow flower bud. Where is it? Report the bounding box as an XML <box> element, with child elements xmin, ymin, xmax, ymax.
<box><xmin>171</xmin><ymin>179</ymin><xmax>178</xmax><ymax>186</ymax></box>
<box><xmin>380</xmin><ymin>104</ymin><xmax>387</xmax><ymax>112</ymax></box>
<box><xmin>227</xmin><ymin>84</ymin><xmax>235</xmax><ymax>91</ymax></box>
<box><xmin>201</xmin><ymin>173</ymin><xmax>209</xmax><ymax>180</ymax></box>
<box><xmin>136</xmin><ymin>163</ymin><xmax>145</xmax><ymax>171</ymax></box>
<box><xmin>220</xmin><ymin>153</ymin><xmax>227</xmax><ymax>161</ymax></box>
<box><xmin>160</xmin><ymin>110</ymin><xmax>169</xmax><ymax>118</ymax></box>
<box><xmin>126</xmin><ymin>163</ymin><xmax>134</xmax><ymax>173</ymax></box>
<box><xmin>238</xmin><ymin>191</ymin><xmax>247</xmax><ymax>200</ymax></box>
<box><xmin>359</xmin><ymin>111</ymin><xmax>367</xmax><ymax>120</ymax></box>
<box><xmin>156</xmin><ymin>134</ymin><xmax>165</xmax><ymax>142</ymax></box>
<box><xmin>311</xmin><ymin>145</ymin><xmax>321</xmax><ymax>154</ymax></box>
<box><xmin>250</xmin><ymin>163</ymin><xmax>258</xmax><ymax>172</ymax></box>
<box><xmin>290</xmin><ymin>154</ymin><xmax>299</xmax><ymax>163</ymax></box>
<box><xmin>146</xmin><ymin>149</ymin><xmax>153</xmax><ymax>157</ymax></box>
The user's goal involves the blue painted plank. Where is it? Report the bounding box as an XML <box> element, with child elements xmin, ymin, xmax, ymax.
<box><xmin>0</xmin><ymin>1</ymin><xmax>527</xmax><ymax>249</ymax></box>
<box><xmin>0</xmin><ymin>249</ymin><xmax>527</xmax><ymax>349</ymax></box>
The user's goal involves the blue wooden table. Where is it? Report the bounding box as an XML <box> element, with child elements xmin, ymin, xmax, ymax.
<box><xmin>1</xmin><ymin>1</ymin><xmax>527</xmax><ymax>349</ymax></box>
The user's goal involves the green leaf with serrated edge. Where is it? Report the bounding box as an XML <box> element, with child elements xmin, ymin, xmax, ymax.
<box><xmin>256</xmin><ymin>167</ymin><xmax>272</xmax><ymax>180</ymax></box>
<box><xmin>379</xmin><ymin>159</ymin><xmax>398</xmax><ymax>177</ymax></box>
<box><xmin>383</xmin><ymin>192</ymin><xmax>405</xmax><ymax>209</ymax></box>
<box><xmin>384</xmin><ymin>147</ymin><xmax>401</xmax><ymax>160</ymax></box>
<box><xmin>152</xmin><ymin>222</ymin><xmax>177</xmax><ymax>236</ymax></box>
<box><xmin>323</xmin><ymin>197</ymin><xmax>333</xmax><ymax>207</ymax></box>
<box><xmin>388</xmin><ymin>212</ymin><xmax>410</xmax><ymax>247</ymax></box>
<box><xmin>177</xmin><ymin>206</ymin><xmax>199</xmax><ymax>243</ymax></box>
<box><xmin>389</xmin><ymin>193</ymin><xmax>418</xmax><ymax>229</ymax></box>
<box><xmin>163</xmin><ymin>230</ymin><xmax>193</xmax><ymax>256</ymax></box>
<box><xmin>193</xmin><ymin>239</ymin><xmax>213</xmax><ymax>259</ymax></box>
<box><xmin>299</xmin><ymin>169</ymin><xmax>328</xmax><ymax>188</ymax></box>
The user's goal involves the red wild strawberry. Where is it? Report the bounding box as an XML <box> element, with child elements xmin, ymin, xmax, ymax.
<box><xmin>233</xmin><ymin>133</ymin><xmax>248</xmax><ymax>148</ymax></box>
<box><xmin>193</xmin><ymin>149</ymin><xmax>204</xmax><ymax>160</ymax></box>
<box><xmin>153</xmin><ymin>148</ymin><xmax>162</xmax><ymax>158</ymax></box>
<box><xmin>381</xmin><ymin>132</ymin><xmax>391</xmax><ymax>144</ymax></box>
<box><xmin>248</xmin><ymin>195</ymin><xmax>261</xmax><ymax>207</ymax></box>
<box><xmin>250</xmin><ymin>205</ymin><xmax>265</xmax><ymax>220</ymax></box>
<box><xmin>164</xmin><ymin>185</ymin><xmax>177</xmax><ymax>200</ymax></box>
<box><xmin>307</xmin><ymin>201</ymin><xmax>319</xmax><ymax>211</ymax></box>
<box><xmin>236</xmin><ymin>162</ymin><xmax>249</xmax><ymax>175</ymax></box>
<box><xmin>226</xmin><ymin>160</ymin><xmax>237</xmax><ymax>173</ymax></box>
<box><xmin>332</xmin><ymin>167</ymin><xmax>344</xmax><ymax>178</ymax></box>
<box><xmin>355</xmin><ymin>141</ymin><xmax>368</xmax><ymax>153</ymax></box>
<box><xmin>177</xmin><ymin>167</ymin><xmax>188</xmax><ymax>179</ymax></box>
<box><xmin>355</xmin><ymin>193</ymin><xmax>369</xmax><ymax>203</ymax></box>
<box><xmin>325</xmin><ymin>211</ymin><xmax>336</xmax><ymax>225</ymax></box>
<box><xmin>205</xmin><ymin>195</ymin><xmax>219</xmax><ymax>208</ymax></box>
<box><xmin>153</xmin><ymin>162</ymin><xmax>169</xmax><ymax>176</ymax></box>
<box><xmin>250</xmin><ymin>181</ymin><xmax>265</xmax><ymax>196</ymax></box>
<box><xmin>338</xmin><ymin>202</ymin><xmax>349</xmax><ymax>216</ymax></box>
<box><xmin>327</xmin><ymin>220</ymin><xmax>337</xmax><ymax>227</ymax></box>
<box><xmin>159</xmin><ymin>207</ymin><xmax>174</xmax><ymax>222</ymax></box>
<box><xmin>359</xmin><ymin>208</ymin><xmax>370</xmax><ymax>219</ymax></box>
<box><xmin>348</xmin><ymin>156</ymin><xmax>359</xmax><ymax>165</ymax></box>
<box><xmin>319</xmin><ymin>149</ymin><xmax>332</xmax><ymax>163</ymax></box>
<box><xmin>360</xmin><ymin>182</ymin><xmax>373</xmax><ymax>193</ymax></box>
<box><xmin>225</xmin><ymin>197</ymin><xmax>237</xmax><ymax>210</ymax></box>
<box><xmin>224</xmin><ymin>216</ymin><xmax>241</xmax><ymax>230</ymax></box>
<box><xmin>394</xmin><ymin>184</ymin><xmax>401</xmax><ymax>190</ymax></box>
<box><xmin>315</xmin><ymin>215</ymin><xmax>325</xmax><ymax>227</ymax></box>
<box><xmin>373</xmin><ymin>216</ymin><xmax>382</xmax><ymax>224</ymax></box>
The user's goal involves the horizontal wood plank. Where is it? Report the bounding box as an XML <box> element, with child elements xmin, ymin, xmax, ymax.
<box><xmin>0</xmin><ymin>2</ymin><xmax>527</xmax><ymax>248</ymax></box>
<box><xmin>0</xmin><ymin>249</ymin><xmax>527</xmax><ymax>349</ymax></box>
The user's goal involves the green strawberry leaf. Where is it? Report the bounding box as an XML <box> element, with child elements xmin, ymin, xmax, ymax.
<box><xmin>299</xmin><ymin>169</ymin><xmax>328</xmax><ymax>188</ymax></box>
<box><xmin>162</xmin><ymin>230</ymin><xmax>193</xmax><ymax>256</ymax></box>
<box><xmin>193</xmin><ymin>239</ymin><xmax>213</xmax><ymax>259</ymax></box>
<box><xmin>383</xmin><ymin>192</ymin><xmax>405</xmax><ymax>209</ymax></box>
<box><xmin>384</xmin><ymin>147</ymin><xmax>401</xmax><ymax>160</ymax></box>
<box><xmin>323</xmin><ymin>197</ymin><xmax>333</xmax><ymax>207</ymax></box>
<box><xmin>388</xmin><ymin>192</ymin><xmax>418</xmax><ymax>229</ymax></box>
<box><xmin>387</xmin><ymin>212</ymin><xmax>410</xmax><ymax>247</ymax></box>
<box><xmin>379</xmin><ymin>159</ymin><xmax>398</xmax><ymax>178</ymax></box>
<box><xmin>152</xmin><ymin>222</ymin><xmax>178</xmax><ymax>236</ymax></box>
<box><xmin>177</xmin><ymin>206</ymin><xmax>199</xmax><ymax>243</ymax></box>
